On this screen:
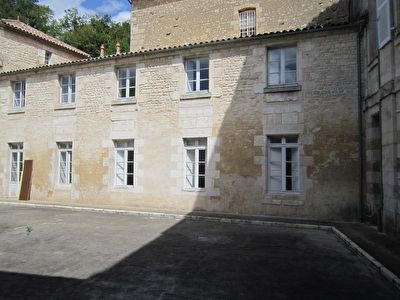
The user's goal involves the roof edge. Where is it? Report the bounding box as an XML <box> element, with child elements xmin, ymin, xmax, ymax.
<box><xmin>0</xmin><ymin>21</ymin><xmax>364</xmax><ymax>77</ymax></box>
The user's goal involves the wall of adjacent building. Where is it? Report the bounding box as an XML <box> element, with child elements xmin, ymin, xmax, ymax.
<box><xmin>0</xmin><ymin>27</ymin><xmax>85</xmax><ymax>72</ymax></box>
<box><xmin>130</xmin><ymin>0</ymin><xmax>350</xmax><ymax>51</ymax></box>
<box><xmin>0</xmin><ymin>28</ymin><xmax>359</xmax><ymax>220</ymax></box>
<box><xmin>361</xmin><ymin>0</ymin><xmax>400</xmax><ymax>236</ymax></box>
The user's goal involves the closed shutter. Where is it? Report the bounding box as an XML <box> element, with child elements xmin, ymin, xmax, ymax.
<box><xmin>377</xmin><ymin>0</ymin><xmax>392</xmax><ymax>48</ymax></box>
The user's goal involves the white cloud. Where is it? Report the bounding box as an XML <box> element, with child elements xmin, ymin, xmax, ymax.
<box><xmin>112</xmin><ymin>10</ymin><xmax>131</xmax><ymax>22</ymax></box>
<box><xmin>97</xmin><ymin>0</ymin><xmax>124</xmax><ymax>14</ymax></box>
<box><xmin>39</xmin><ymin>0</ymin><xmax>94</xmax><ymax>19</ymax></box>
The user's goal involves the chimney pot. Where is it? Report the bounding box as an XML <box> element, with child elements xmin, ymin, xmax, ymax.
<box><xmin>116</xmin><ymin>42</ymin><xmax>121</xmax><ymax>55</ymax></box>
<box><xmin>100</xmin><ymin>44</ymin><xmax>105</xmax><ymax>58</ymax></box>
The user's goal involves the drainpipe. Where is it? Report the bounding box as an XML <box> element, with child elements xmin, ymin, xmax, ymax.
<box><xmin>357</xmin><ymin>23</ymin><xmax>365</xmax><ymax>223</ymax></box>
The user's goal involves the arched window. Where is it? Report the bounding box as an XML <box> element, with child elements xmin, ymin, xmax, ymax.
<box><xmin>239</xmin><ymin>9</ymin><xmax>256</xmax><ymax>37</ymax></box>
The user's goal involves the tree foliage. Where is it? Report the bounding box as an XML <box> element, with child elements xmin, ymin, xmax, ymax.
<box><xmin>0</xmin><ymin>0</ymin><xmax>53</xmax><ymax>32</ymax></box>
<box><xmin>0</xmin><ymin>1</ymin><xmax>131</xmax><ymax>57</ymax></box>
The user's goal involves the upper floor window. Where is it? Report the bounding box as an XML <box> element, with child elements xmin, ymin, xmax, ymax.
<box><xmin>377</xmin><ymin>0</ymin><xmax>392</xmax><ymax>48</ymax></box>
<box><xmin>60</xmin><ymin>75</ymin><xmax>76</xmax><ymax>104</ymax></box>
<box><xmin>240</xmin><ymin>9</ymin><xmax>256</xmax><ymax>37</ymax></box>
<box><xmin>115</xmin><ymin>140</ymin><xmax>135</xmax><ymax>187</ymax></box>
<box><xmin>45</xmin><ymin>51</ymin><xmax>52</xmax><ymax>65</ymax></box>
<box><xmin>184</xmin><ymin>138</ymin><xmax>207</xmax><ymax>189</ymax></box>
<box><xmin>185</xmin><ymin>58</ymin><xmax>209</xmax><ymax>93</ymax></box>
<box><xmin>58</xmin><ymin>142</ymin><xmax>73</xmax><ymax>185</ymax></box>
<box><xmin>13</xmin><ymin>81</ymin><xmax>26</xmax><ymax>109</ymax></box>
<box><xmin>268</xmin><ymin>136</ymin><xmax>299</xmax><ymax>193</ymax></box>
<box><xmin>268</xmin><ymin>47</ymin><xmax>297</xmax><ymax>86</ymax></box>
<box><xmin>118</xmin><ymin>68</ymin><xmax>136</xmax><ymax>99</ymax></box>
<box><xmin>9</xmin><ymin>143</ymin><xmax>23</xmax><ymax>184</ymax></box>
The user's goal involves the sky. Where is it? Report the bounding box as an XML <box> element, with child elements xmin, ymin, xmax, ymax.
<box><xmin>38</xmin><ymin>0</ymin><xmax>132</xmax><ymax>22</ymax></box>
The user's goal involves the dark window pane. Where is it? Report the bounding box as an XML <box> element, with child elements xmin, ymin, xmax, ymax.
<box><xmin>199</xmin><ymin>163</ymin><xmax>206</xmax><ymax>175</ymax></box>
<box><xmin>198</xmin><ymin>176</ymin><xmax>205</xmax><ymax>188</ymax></box>
<box><xmin>286</xmin><ymin>148</ymin><xmax>292</xmax><ymax>161</ymax></box>
<box><xmin>200</xmin><ymin>80</ymin><xmax>209</xmax><ymax>91</ymax></box>
<box><xmin>187</xmin><ymin>81</ymin><xmax>196</xmax><ymax>92</ymax></box>
<box><xmin>286</xmin><ymin>177</ymin><xmax>292</xmax><ymax>191</ymax></box>
<box><xmin>286</xmin><ymin>162</ymin><xmax>292</xmax><ymax>176</ymax></box>
<box><xmin>186</xmin><ymin>60</ymin><xmax>196</xmax><ymax>70</ymax></box>
<box><xmin>199</xmin><ymin>150</ymin><xmax>206</xmax><ymax>161</ymax></box>
<box><xmin>127</xmin><ymin>174</ymin><xmax>134</xmax><ymax>186</ymax></box>
<box><xmin>269</xmin><ymin>136</ymin><xmax>281</xmax><ymax>144</ymax></box>
<box><xmin>128</xmin><ymin>150</ymin><xmax>134</xmax><ymax>161</ymax></box>
<box><xmin>199</xmin><ymin>59</ymin><xmax>209</xmax><ymax>69</ymax></box>
<box><xmin>129</xmin><ymin>88</ymin><xmax>135</xmax><ymax>97</ymax></box>
<box><xmin>200</xmin><ymin>69</ymin><xmax>209</xmax><ymax>80</ymax></box>
<box><xmin>120</xmin><ymin>89</ymin><xmax>126</xmax><ymax>98</ymax></box>
<box><xmin>286</xmin><ymin>137</ymin><xmax>298</xmax><ymax>143</ymax></box>
<box><xmin>128</xmin><ymin>162</ymin><xmax>134</xmax><ymax>174</ymax></box>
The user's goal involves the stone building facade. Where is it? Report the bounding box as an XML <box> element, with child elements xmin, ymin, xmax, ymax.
<box><xmin>353</xmin><ymin>0</ymin><xmax>400</xmax><ymax>236</ymax></box>
<box><xmin>0</xmin><ymin>0</ymin><xmax>369</xmax><ymax>222</ymax></box>
<box><xmin>0</xmin><ymin>19</ymin><xmax>90</xmax><ymax>72</ymax></box>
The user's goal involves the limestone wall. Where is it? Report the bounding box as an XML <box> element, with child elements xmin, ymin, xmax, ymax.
<box><xmin>0</xmin><ymin>28</ymin><xmax>359</xmax><ymax>220</ymax></box>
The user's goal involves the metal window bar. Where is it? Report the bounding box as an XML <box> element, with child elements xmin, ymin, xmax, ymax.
<box><xmin>240</xmin><ymin>10</ymin><xmax>256</xmax><ymax>37</ymax></box>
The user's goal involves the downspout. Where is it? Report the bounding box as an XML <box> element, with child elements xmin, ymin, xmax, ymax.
<box><xmin>357</xmin><ymin>23</ymin><xmax>365</xmax><ymax>223</ymax></box>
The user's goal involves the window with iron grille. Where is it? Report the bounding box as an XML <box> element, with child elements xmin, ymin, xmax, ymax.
<box><xmin>115</xmin><ymin>140</ymin><xmax>135</xmax><ymax>187</ymax></box>
<box><xmin>184</xmin><ymin>138</ymin><xmax>207</xmax><ymax>189</ymax></box>
<box><xmin>377</xmin><ymin>0</ymin><xmax>392</xmax><ymax>48</ymax></box>
<box><xmin>118</xmin><ymin>68</ymin><xmax>136</xmax><ymax>99</ymax></box>
<box><xmin>185</xmin><ymin>58</ymin><xmax>209</xmax><ymax>93</ymax></box>
<box><xmin>9</xmin><ymin>143</ymin><xmax>23</xmax><ymax>183</ymax></box>
<box><xmin>45</xmin><ymin>51</ymin><xmax>52</xmax><ymax>65</ymax></box>
<box><xmin>268</xmin><ymin>136</ymin><xmax>299</xmax><ymax>193</ymax></box>
<box><xmin>13</xmin><ymin>81</ymin><xmax>26</xmax><ymax>108</ymax></box>
<box><xmin>268</xmin><ymin>47</ymin><xmax>297</xmax><ymax>86</ymax></box>
<box><xmin>60</xmin><ymin>75</ymin><xmax>76</xmax><ymax>104</ymax></box>
<box><xmin>240</xmin><ymin>9</ymin><xmax>256</xmax><ymax>37</ymax></box>
<box><xmin>58</xmin><ymin>142</ymin><xmax>73</xmax><ymax>185</ymax></box>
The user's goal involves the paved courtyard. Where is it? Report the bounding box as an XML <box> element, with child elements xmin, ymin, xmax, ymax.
<box><xmin>0</xmin><ymin>205</ymin><xmax>399</xmax><ymax>300</ymax></box>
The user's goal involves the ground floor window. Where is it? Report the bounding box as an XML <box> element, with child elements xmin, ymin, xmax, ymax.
<box><xmin>115</xmin><ymin>140</ymin><xmax>134</xmax><ymax>187</ymax></box>
<box><xmin>10</xmin><ymin>143</ymin><xmax>23</xmax><ymax>183</ymax></box>
<box><xmin>58</xmin><ymin>142</ymin><xmax>72</xmax><ymax>185</ymax></box>
<box><xmin>184</xmin><ymin>138</ymin><xmax>207</xmax><ymax>189</ymax></box>
<box><xmin>268</xmin><ymin>136</ymin><xmax>299</xmax><ymax>193</ymax></box>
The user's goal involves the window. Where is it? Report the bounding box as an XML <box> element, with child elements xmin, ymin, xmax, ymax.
<box><xmin>185</xmin><ymin>58</ymin><xmax>209</xmax><ymax>93</ymax></box>
<box><xmin>9</xmin><ymin>143</ymin><xmax>23</xmax><ymax>184</ymax></box>
<box><xmin>377</xmin><ymin>0</ymin><xmax>392</xmax><ymax>48</ymax></box>
<box><xmin>58</xmin><ymin>142</ymin><xmax>72</xmax><ymax>185</ymax></box>
<box><xmin>268</xmin><ymin>47</ymin><xmax>297</xmax><ymax>86</ymax></box>
<box><xmin>13</xmin><ymin>81</ymin><xmax>26</xmax><ymax>108</ymax></box>
<box><xmin>240</xmin><ymin>9</ymin><xmax>256</xmax><ymax>37</ymax></box>
<box><xmin>118</xmin><ymin>68</ymin><xmax>136</xmax><ymax>99</ymax></box>
<box><xmin>268</xmin><ymin>136</ymin><xmax>299</xmax><ymax>193</ymax></box>
<box><xmin>60</xmin><ymin>75</ymin><xmax>76</xmax><ymax>104</ymax></box>
<box><xmin>115</xmin><ymin>140</ymin><xmax>134</xmax><ymax>187</ymax></box>
<box><xmin>45</xmin><ymin>51</ymin><xmax>52</xmax><ymax>65</ymax></box>
<box><xmin>184</xmin><ymin>138</ymin><xmax>207</xmax><ymax>189</ymax></box>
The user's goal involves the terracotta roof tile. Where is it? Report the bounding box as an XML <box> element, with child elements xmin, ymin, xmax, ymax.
<box><xmin>0</xmin><ymin>19</ymin><xmax>90</xmax><ymax>57</ymax></box>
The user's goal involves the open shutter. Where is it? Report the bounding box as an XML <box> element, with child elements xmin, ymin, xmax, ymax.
<box><xmin>377</xmin><ymin>0</ymin><xmax>391</xmax><ymax>48</ymax></box>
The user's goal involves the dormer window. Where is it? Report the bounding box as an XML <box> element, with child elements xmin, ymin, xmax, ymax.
<box><xmin>240</xmin><ymin>9</ymin><xmax>256</xmax><ymax>37</ymax></box>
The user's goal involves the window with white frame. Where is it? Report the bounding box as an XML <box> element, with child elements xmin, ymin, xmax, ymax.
<box><xmin>268</xmin><ymin>47</ymin><xmax>297</xmax><ymax>86</ymax></box>
<box><xmin>45</xmin><ymin>51</ymin><xmax>52</xmax><ymax>65</ymax></box>
<box><xmin>118</xmin><ymin>68</ymin><xmax>136</xmax><ymax>99</ymax></box>
<box><xmin>115</xmin><ymin>140</ymin><xmax>134</xmax><ymax>187</ymax></box>
<box><xmin>13</xmin><ymin>81</ymin><xmax>26</xmax><ymax>108</ymax></box>
<box><xmin>240</xmin><ymin>9</ymin><xmax>256</xmax><ymax>37</ymax></box>
<box><xmin>184</xmin><ymin>138</ymin><xmax>206</xmax><ymax>189</ymax></box>
<box><xmin>60</xmin><ymin>75</ymin><xmax>76</xmax><ymax>104</ymax></box>
<box><xmin>268</xmin><ymin>136</ymin><xmax>299</xmax><ymax>193</ymax></box>
<box><xmin>58</xmin><ymin>142</ymin><xmax>72</xmax><ymax>185</ymax></box>
<box><xmin>9</xmin><ymin>143</ymin><xmax>23</xmax><ymax>184</ymax></box>
<box><xmin>185</xmin><ymin>58</ymin><xmax>209</xmax><ymax>93</ymax></box>
<box><xmin>377</xmin><ymin>0</ymin><xmax>392</xmax><ymax>48</ymax></box>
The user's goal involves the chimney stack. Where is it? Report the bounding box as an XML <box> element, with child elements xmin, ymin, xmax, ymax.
<box><xmin>116</xmin><ymin>42</ymin><xmax>121</xmax><ymax>55</ymax></box>
<box><xmin>100</xmin><ymin>44</ymin><xmax>105</xmax><ymax>58</ymax></box>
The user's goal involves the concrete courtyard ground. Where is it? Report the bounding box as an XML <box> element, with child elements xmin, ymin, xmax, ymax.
<box><xmin>0</xmin><ymin>205</ymin><xmax>399</xmax><ymax>300</ymax></box>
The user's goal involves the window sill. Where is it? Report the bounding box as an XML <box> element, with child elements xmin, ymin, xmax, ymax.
<box><xmin>55</xmin><ymin>185</ymin><xmax>72</xmax><ymax>190</ymax></box>
<box><xmin>264</xmin><ymin>85</ymin><xmax>302</xmax><ymax>93</ymax></box>
<box><xmin>54</xmin><ymin>104</ymin><xmax>76</xmax><ymax>111</ymax></box>
<box><xmin>8</xmin><ymin>109</ymin><xmax>25</xmax><ymax>115</ymax></box>
<box><xmin>180</xmin><ymin>92</ymin><xmax>211</xmax><ymax>101</ymax></box>
<box><xmin>182</xmin><ymin>188</ymin><xmax>207</xmax><ymax>193</ymax></box>
<box><xmin>112</xmin><ymin>98</ymin><xmax>137</xmax><ymax>106</ymax></box>
<box><xmin>113</xmin><ymin>186</ymin><xmax>136</xmax><ymax>192</ymax></box>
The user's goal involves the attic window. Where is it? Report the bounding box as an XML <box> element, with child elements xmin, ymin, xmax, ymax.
<box><xmin>45</xmin><ymin>51</ymin><xmax>52</xmax><ymax>65</ymax></box>
<box><xmin>240</xmin><ymin>9</ymin><xmax>256</xmax><ymax>37</ymax></box>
